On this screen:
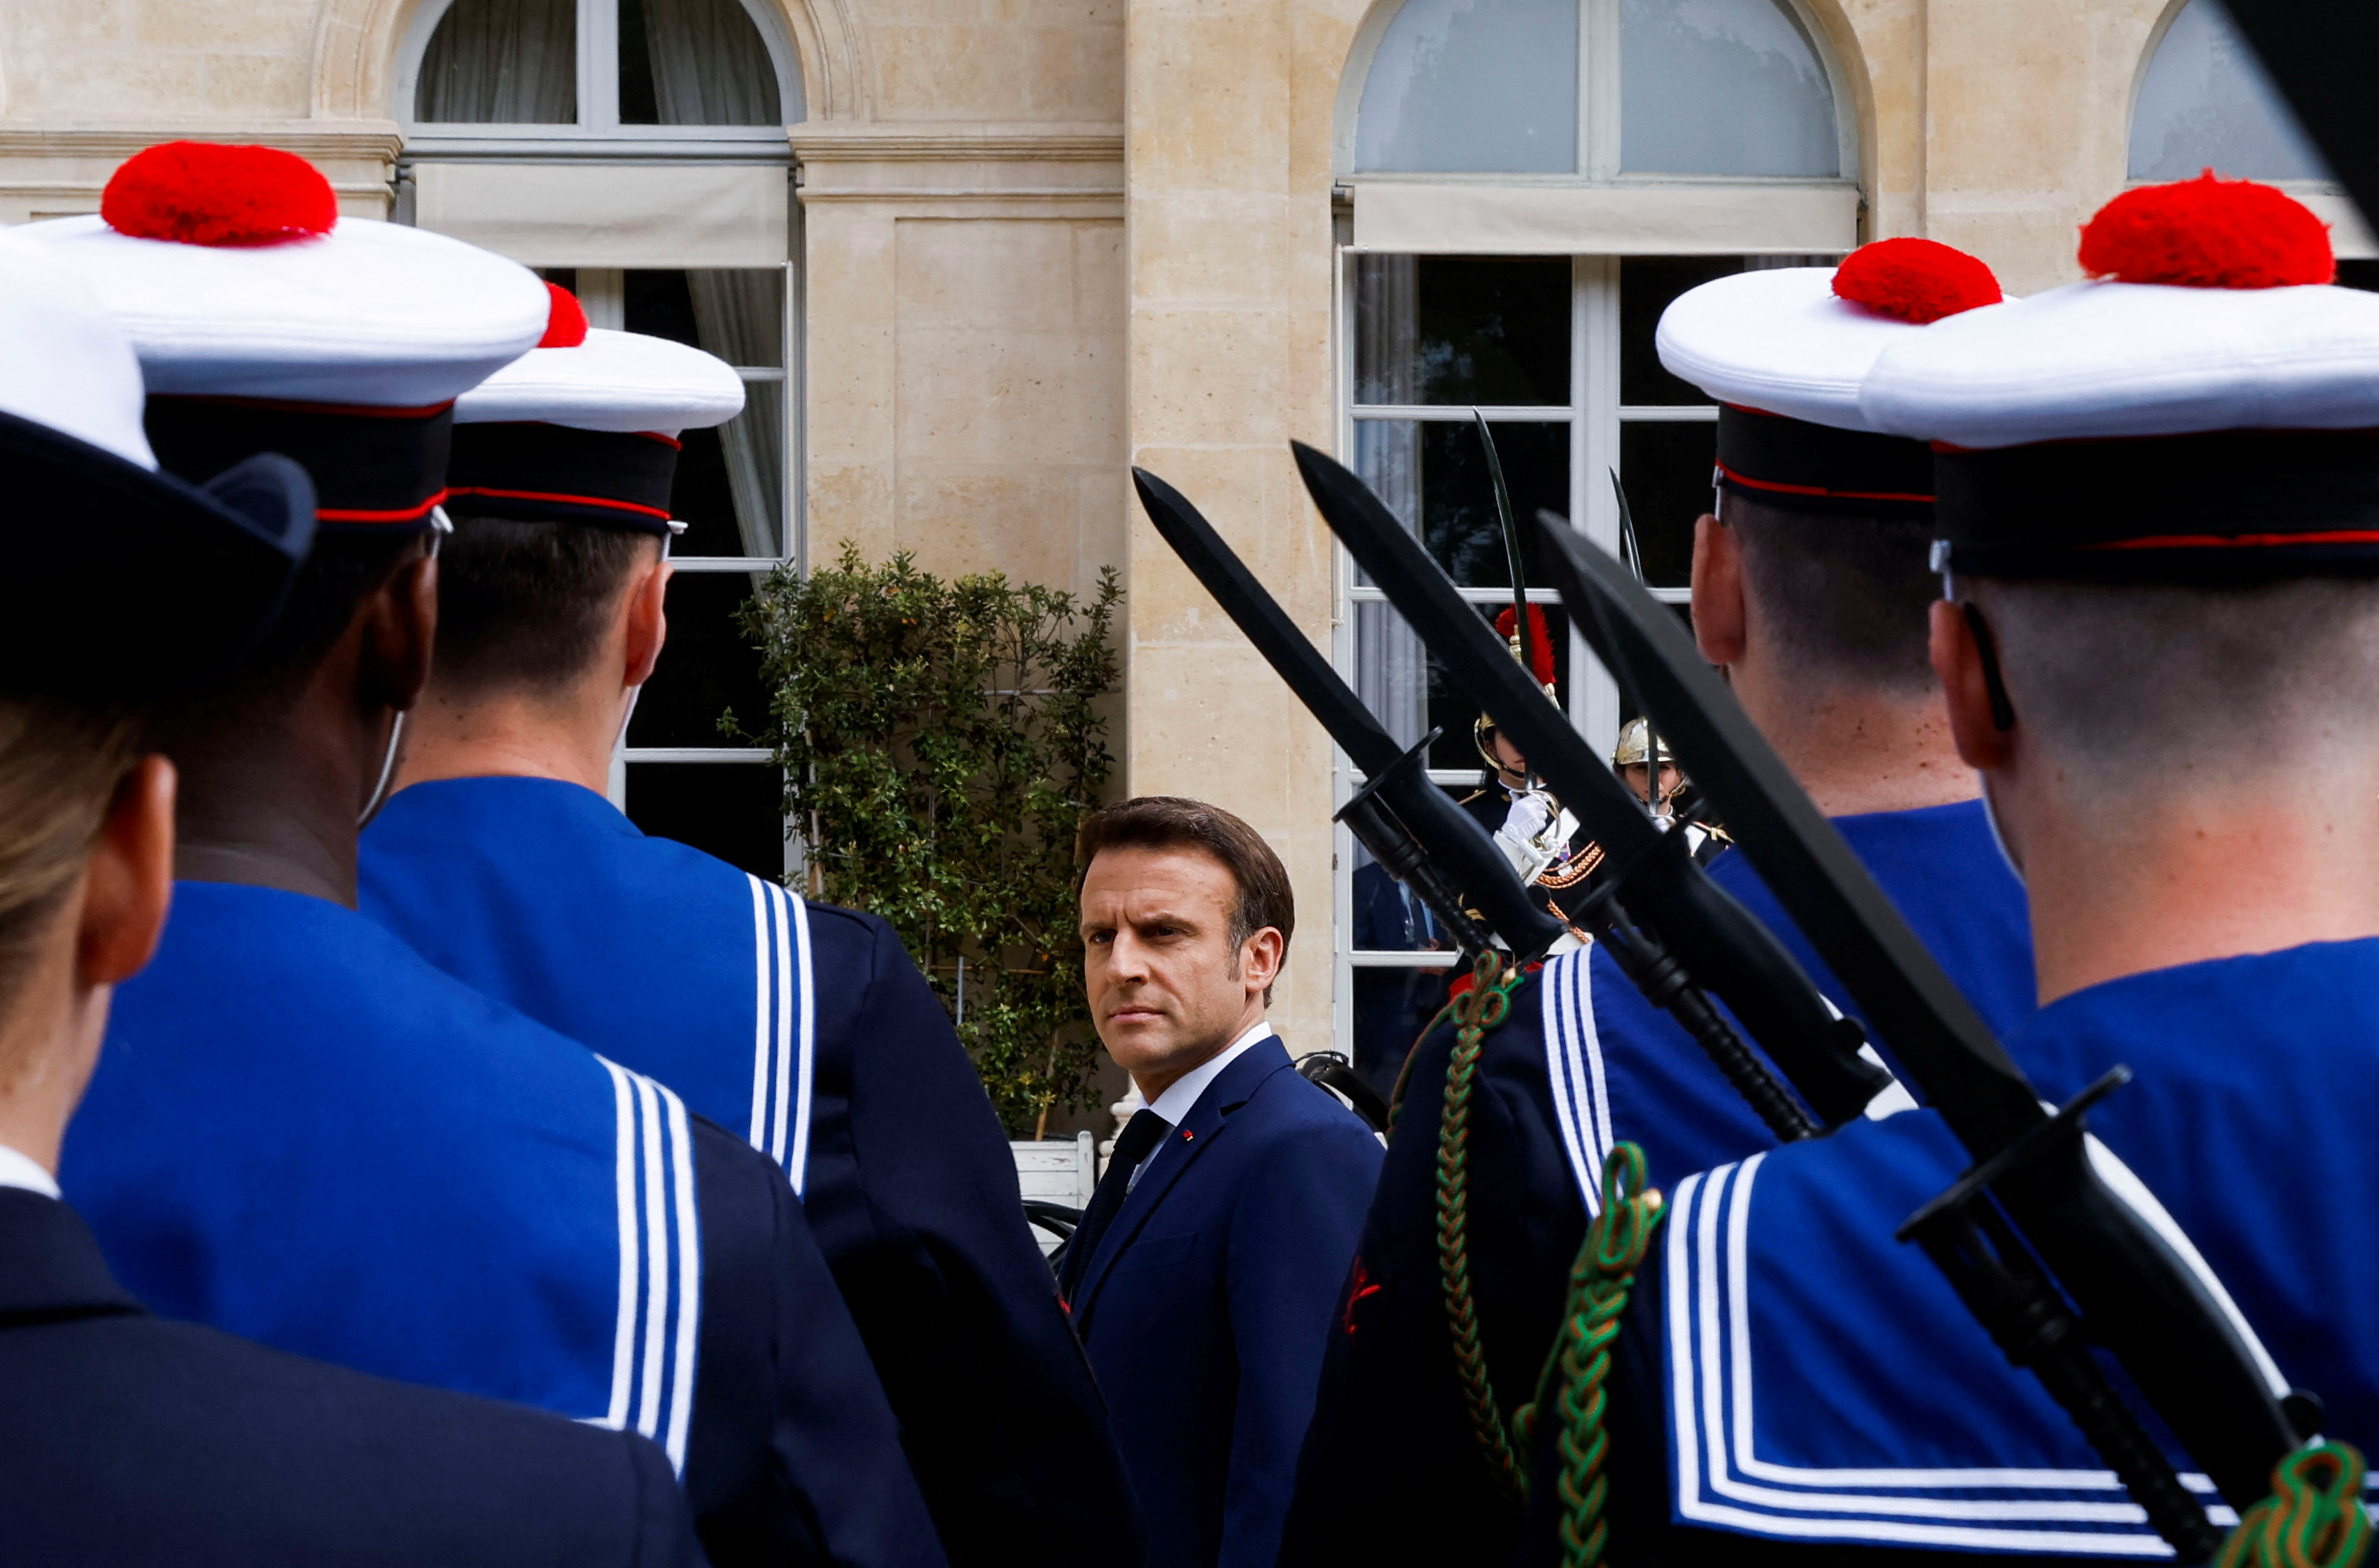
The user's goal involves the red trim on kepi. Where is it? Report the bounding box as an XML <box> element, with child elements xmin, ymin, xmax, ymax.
<box><xmin>1714</xmin><ymin>405</ymin><xmax>1936</xmax><ymax>519</ymax></box>
<box><xmin>445</xmin><ymin>421</ymin><xmax>681</xmax><ymax>534</ymax></box>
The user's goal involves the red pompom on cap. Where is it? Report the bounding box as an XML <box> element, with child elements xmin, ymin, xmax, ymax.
<box><xmin>1832</xmin><ymin>238</ymin><xmax>2004</xmax><ymax>323</ymax></box>
<box><xmin>1494</xmin><ymin>603</ymin><xmax>1557</xmax><ymax>687</ymax></box>
<box><xmin>539</xmin><ymin>283</ymin><xmax>590</xmax><ymax>348</ymax></box>
<box><xmin>102</xmin><ymin>141</ymin><xmax>339</xmax><ymax>248</ymax></box>
<box><xmin>2079</xmin><ymin>172</ymin><xmax>2332</xmax><ymax>288</ymax></box>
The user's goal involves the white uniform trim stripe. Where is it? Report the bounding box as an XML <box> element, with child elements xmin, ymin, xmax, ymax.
<box><xmin>1663</xmin><ymin>1151</ymin><xmax>2281</xmax><ymax>1553</ymax></box>
<box><xmin>767</xmin><ymin>883</ymin><xmax>796</xmax><ymax>1169</ymax></box>
<box><xmin>784</xmin><ymin>887</ymin><xmax>816</xmax><ymax>1197</ymax></box>
<box><xmin>745</xmin><ymin>875</ymin><xmax>774</xmax><ymax>1150</ymax></box>
<box><xmin>662</xmin><ymin>1083</ymin><xmax>702</xmax><ymax>1472</ymax></box>
<box><xmin>633</xmin><ymin>1071</ymin><xmax>671</xmax><ymax>1442</ymax></box>
<box><xmin>1542</xmin><ymin>951</ymin><xmax>1612</xmax><ymax>1215</ymax></box>
<box><xmin>601</xmin><ymin>1058</ymin><xmax>640</xmax><ymax>1432</ymax></box>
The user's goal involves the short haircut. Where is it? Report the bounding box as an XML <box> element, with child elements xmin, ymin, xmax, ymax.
<box><xmin>1076</xmin><ymin>796</ymin><xmax>1295</xmax><ymax>1001</ymax></box>
<box><xmin>430</xmin><ymin>515</ymin><xmax>661</xmax><ymax>698</ymax></box>
<box><xmin>1969</xmin><ymin>573</ymin><xmax>2379</xmax><ymax>793</ymax></box>
<box><xmin>1721</xmin><ymin>491</ymin><xmax>1941</xmax><ymax>695</ymax></box>
<box><xmin>173</xmin><ymin>530</ymin><xmax>425</xmax><ymax>728</ymax></box>
<box><xmin>0</xmin><ymin>695</ymin><xmax>142</xmax><ymax>1018</ymax></box>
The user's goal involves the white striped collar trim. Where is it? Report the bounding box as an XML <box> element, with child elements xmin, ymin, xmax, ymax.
<box><xmin>745</xmin><ymin>877</ymin><xmax>815</xmax><ymax>1195</ymax></box>
<box><xmin>595</xmin><ymin>1058</ymin><xmax>703</xmax><ymax>1474</ymax></box>
<box><xmin>1542</xmin><ymin>949</ymin><xmax>1614</xmax><ymax>1216</ymax></box>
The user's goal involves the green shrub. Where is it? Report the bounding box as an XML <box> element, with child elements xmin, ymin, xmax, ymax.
<box><xmin>734</xmin><ymin>543</ymin><xmax>1122</xmax><ymax>1136</ymax></box>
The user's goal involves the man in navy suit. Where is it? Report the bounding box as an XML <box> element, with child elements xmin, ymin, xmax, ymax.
<box><xmin>1063</xmin><ymin>797</ymin><xmax>1383</xmax><ymax>1568</ymax></box>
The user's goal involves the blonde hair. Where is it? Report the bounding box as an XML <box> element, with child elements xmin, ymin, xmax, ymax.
<box><xmin>0</xmin><ymin>697</ymin><xmax>144</xmax><ymax>997</ymax></box>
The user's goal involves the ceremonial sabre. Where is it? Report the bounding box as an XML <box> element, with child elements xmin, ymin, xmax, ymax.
<box><xmin>1131</xmin><ymin>467</ymin><xmax>1566</xmax><ymax>965</ymax></box>
<box><xmin>1533</xmin><ymin>507</ymin><xmax>2307</xmax><ymax>1559</ymax></box>
<box><xmin>1288</xmin><ymin>441</ymin><xmax>1893</xmax><ymax>1139</ymax></box>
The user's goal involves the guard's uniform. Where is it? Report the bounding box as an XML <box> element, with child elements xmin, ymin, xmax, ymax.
<box><xmin>355</xmin><ymin>291</ymin><xmax>1142</xmax><ymax>1565</ymax></box>
<box><xmin>1283</xmin><ymin>240</ymin><xmax>2023</xmax><ymax>1565</ymax></box>
<box><xmin>0</xmin><ymin>222</ymin><xmax>709</xmax><ymax>1568</ymax></box>
<box><xmin>30</xmin><ymin>144</ymin><xmax>945</xmax><ymax>1568</ymax></box>
<box><xmin>1511</xmin><ymin>180</ymin><xmax>2379</xmax><ymax>1560</ymax></box>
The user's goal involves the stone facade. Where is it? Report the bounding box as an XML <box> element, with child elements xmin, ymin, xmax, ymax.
<box><xmin>0</xmin><ymin>0</ymin><xmax>2302</xmax><ymax>1056</ymax></box>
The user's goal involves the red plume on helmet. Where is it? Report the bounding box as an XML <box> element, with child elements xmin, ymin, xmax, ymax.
<box><xmin>1494</xmin><ymin>603</ymin><xmax>1556</xmax><ymax>687</ymax></box>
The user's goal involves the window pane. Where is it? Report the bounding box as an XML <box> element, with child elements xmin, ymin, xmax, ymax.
<box><xmin>1355</xmin><ymin>256</ymin><xmax>1571</xmax><ymax>408</ymax></box>
<box><xmin>620</xmin><ymin>0</ymin><xmax>783</xmax><ymax>125</ymax></box>
<box><xmin>624</xmin><ymin>762</ymin><xmax>785</xmax><ymax>879</ymax></box>
<box><xmin>627</xmin><ymin>269</ymin><xmax>786</xmax><ymax>558</ymax></box>
<box><xmin>625</xmin><ymin>269</ymin><xmax>785</xmax><ymax>367</ymax></box>
<box><xmin>2129</xmin><ymin>0</ymin><xmax>2328</xmax><ymax>182</ymax></box>
<box><xmin>1354</xmin><ymin>0</ymin><xmax>1578</xmax><ymax>173</ymax></box>
<box><xmin>415</xmin><ymin>0</ymin><xmax>578</xmax><ymax>123</ymax></box>
<box><xmin>1619</xmin><ymin>256</ymin><xmax>1747</xmax><ymax>404</ymax></box>
<box><xmin>1353</xmin><ymin>419</ymin><xmax>1570</xmax><ymax>589</ymax></box>
<box><xmin>628</xmin><ymin>570</ymin><xmax>770</xmax><ymax>746</ymax></box>
<box><xmin>1350</xmin><ymin>957</ymin><xmax>1459</xmax><ymax>1102</ymax></box>
<box><xmin>1620</xmin><ymin>0</ymin><xmax>1838</xmax><ymax>176</ymax></box>
<box><xmin>1618</xmin><ymin>419</ymin><xmax>1715</xmax><ymax>589</ymax></box>
<box><xmin>1353</xmin><ymin>600</ymin><xmax>1572</xmax><ymax>771</ymax></box>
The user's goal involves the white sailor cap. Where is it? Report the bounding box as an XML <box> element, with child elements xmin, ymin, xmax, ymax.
<box><xmin>0</xmin><ymin>229</ymin><xmax>313</xmax><ymax>700</ymax></box>
<box><xmin>1860</xmin><ymin>174</ymin><xmax>2379</xmax><ymax>576</ymax></box>
<box><xmin>446</xmin><ymin>285</ymin><xmax>745</xmax><ymax>533</ymax></box>
<box><xmin>1655</xmin><ymin>239</ymin><xmax>2004</xmax><ymax>518</ymax></box>
<box><xmin>11</xmin><ymin>141</ymin><xmax>548</xmax><ymax>529</ymax></box>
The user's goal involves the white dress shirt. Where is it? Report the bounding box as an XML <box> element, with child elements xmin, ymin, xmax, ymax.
<box><xmin>0</xmin><ymin>1142</ymin><xmax>61</xmax><ymax>1200</ymax></box>
<box><xmin>1127</xmin><ymin>1020</ymin><xmax>1276</xmax><ymax>1190</ymax></box>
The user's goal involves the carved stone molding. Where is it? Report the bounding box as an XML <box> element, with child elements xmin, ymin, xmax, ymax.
<box><xmin>0</xmin><ymin>123</ymin><xmax>406</xmax><ymax>221</ymax></box>
<box><xmin>792</xmin><ymin>122</ymin><xmax>1123</xmax><ymax>207</ymax></box>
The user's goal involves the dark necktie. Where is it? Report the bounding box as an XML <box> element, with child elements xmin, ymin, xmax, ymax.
<box><xmin>1060</xmin><ymin>1108</ymin><xmax>1170</xmax><ymax>1299</ymax></box>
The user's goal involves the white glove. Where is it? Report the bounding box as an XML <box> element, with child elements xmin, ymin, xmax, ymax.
<box><xmin>1495</xmin><ymin>791</ymin><xmax>1579</xmax><ymax>885</ymax></box>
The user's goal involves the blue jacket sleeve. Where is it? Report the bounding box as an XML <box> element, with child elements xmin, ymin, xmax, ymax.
<box><xmin>808</xmin><ymin>913</ymin><xmax>1145</xmax><ymax>1566</ymax></box>
<box><xmin>1219</xmin><ymin>1110</ymin><xmax>1386</xmax><ymax>1568</ymax></box>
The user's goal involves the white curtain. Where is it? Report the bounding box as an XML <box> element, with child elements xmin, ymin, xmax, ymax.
<box><xmin>644</xmin><ymin>0</ymin><xmax>786</xmax><ymax>557</ymax></box>
<box><xmin>640</xmin><ymin>0</ymin><xmax>781</xmax><ymax>125</ymax></box>
<box><xmin>1353</xmin><ymin>255</ymin><xmax>1429</xmax><ymax>755</ymax></box>
<box><xmin>417</xmin><ymin>0</ymin><xmax>577</xmax><ymax>123</ymax></box>
<box><xmin>680</xmin><ymin>275</ymin><xmax>784</xmax><ymax>559</ymax></box>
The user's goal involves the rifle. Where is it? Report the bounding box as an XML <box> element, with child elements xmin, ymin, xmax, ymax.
<box><xmin>1285</xmin><ymin>442</ymin><xmax>1893</xmax><ymax>1142</ymax></box>
<box><xmin>1530</xmin><ymin>504</ymin><xmax>2308</xmax><ymax>1560</ymax></box>
<box><xmin>1131</xmin><ymin>468</ymin><xmax>1565</xmax><ymax>968</ymax></box>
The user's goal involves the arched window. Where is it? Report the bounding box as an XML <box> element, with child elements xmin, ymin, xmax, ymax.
<box><xmin>1353</xmin><ymin>0</ymin><xmax>1841</xmax><ymax>177</ymax></box>
<box><xmin>407</xmin><ymin>0</ymin><xmax>798</xmax><ymax>134</ymax></box>
<box><xmin>397</xmin><ymin>0</ymin><xmax>803</xmax><ymax>878</ymax></box>
<box><xmin>2129</xmin><ymin>0</ymin><xmax>2325</xmax><ymax>183</ymax></box>
<box><xmin>1330</xmin><ymin>0</ymin><xmax>1856</xmax><ymax>1086</ymax></box>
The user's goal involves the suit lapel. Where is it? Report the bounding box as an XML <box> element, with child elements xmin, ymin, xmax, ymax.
<box><xmin>1073</xmin><ymin>1038</ymin><xmax>1292</xmax><ymax>1325</ymax></box>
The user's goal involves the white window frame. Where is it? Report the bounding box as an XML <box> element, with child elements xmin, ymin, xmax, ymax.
<box><xmin>1326</xmin><ymin>0</ymin><xmax>1864</xmax><ymax>1055</ymax></box>
<box><xmin>396</xmin><ymin>0</ymin><xmax>803</xmax><ymax>160</ymax></box>
<box><xmin>396</xmin><ymin>0</ymin><xmax>808</xmax><ymax>877</ymax></box>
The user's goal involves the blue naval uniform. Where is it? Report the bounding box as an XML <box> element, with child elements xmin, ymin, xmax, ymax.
<box><xmin>1280</xmin><ymin>800</ymin><xmax>2034</xmax><ymax>1565</ymax></box>
<box><xmin>64</xmin><ymin>880</ymin><xmax>946</xmax><ymax>1568</ymax></box>
<box><xmin>1520</xmin><ymin>936</ymin><xmax>2379</xmax><ymax>1562</ymax></box>
<box><xmin>358</xmin><ymin>775</ymin><xmax>1144</xmax><ymax>1566</ymax></box>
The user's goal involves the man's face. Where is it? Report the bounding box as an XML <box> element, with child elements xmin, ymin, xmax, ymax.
<box><xmin>1079</xmin><ymin>845</ymin><xmax>1276</xmax><ymax>1095</ymax></box>
<box><xmin>1620</xmin><ymin>761</ymin><xmax>1682</xmax><ymax>804</ymax></box>
<box><xmin>1489</xmin><ymin>729</ymin><xmax>1529</xmax><ymax>780</ymax></box>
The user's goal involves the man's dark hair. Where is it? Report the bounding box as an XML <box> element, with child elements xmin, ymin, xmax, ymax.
<box><xmin>1722</xmin><ymin>493</ymin><xmax>1940</xmax><ymax>694</ymax></box>
<box><xmin>431</xmin><ymin>515</ymin><xmax>661</xmax><ymax>698</ymax></box>
<box><xmin>173</xmin><ymin>531</ymin><xmax>424</xmax><ymax>727</ymax></box>
<box><xmin>1077</xmin><ymin>796</ymin><xmax>1295</xmax><ymax>1001</ymax></box>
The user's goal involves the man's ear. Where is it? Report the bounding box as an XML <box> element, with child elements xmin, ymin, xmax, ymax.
<box><xmin>1930</xmin><ymin>598</ymin><xmax>2015</xmax><ymax>770</ymax></box>
<box><xmin>79</xmin><ymin>755</ymin><xmax>176</xmax><ymax>986</ymax></box>
<box><xmin>1240</xmin><ymin>926</ymin><xmax>1286</xmax><ymax>995</ymax></box>
<box><xmin>1691</xmin><ymin>514</ymin><xmax>1747</xmax><ymax>667</ymax></box>
<box><xmin>622</xmin><ymin>548</ymin><xmax>673</xmax><ymax>690</ymax></box>
<box><xmin>360</xmin><ymin>545</ymin><xmax>439</xmax><ymax>715</ymax></box>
